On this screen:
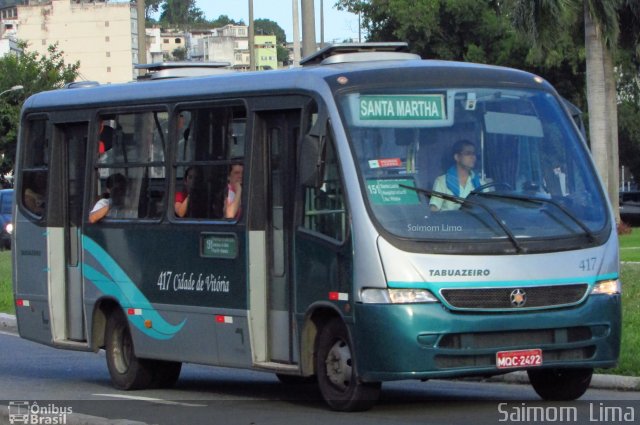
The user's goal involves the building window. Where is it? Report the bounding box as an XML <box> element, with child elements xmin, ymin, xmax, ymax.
<box><xmin>164</xmin><ymin>39</ymin><xmax>169</xmax><ymax>43</ymax></box>
<box><xmin>105</xmin><ymin>36</ymin><xmax>110</xmax><ymax>42</ymax></box>
<box><xmin>105</xmin><ymin>21</ymin><xmax>109</xmax><ymax>27</ymax></box>
<box><xmin>175</xmin><ymin>38</ymin><xmax>181</xmax><ymax>44</ymax></box>
<box><xmin>107</xmin><ymin>67</ymin><xmax>111</xmax><ymax>73</ymax></box>
<box><xmin>106</xmin><ymin>52</ymin><xmax>110</xmax><ymax>58</ymax></box>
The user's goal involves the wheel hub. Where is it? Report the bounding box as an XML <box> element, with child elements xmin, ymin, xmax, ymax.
<box><xmin>325</xmin><ymin>339</ymin><xmax>352</xmax><ymax>390</ymax></box>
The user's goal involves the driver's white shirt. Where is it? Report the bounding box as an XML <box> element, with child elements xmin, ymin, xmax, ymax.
<box><xmin>429</xmin><ymin>173</ymin><xmax>486</xmax><ymax>211</ymax></box>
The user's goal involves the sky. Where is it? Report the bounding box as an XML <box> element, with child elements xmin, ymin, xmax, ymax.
<box><xmin>194</xmin><ymin>0</ymin><xmax>362</xmax><ymax>44</ymax></box>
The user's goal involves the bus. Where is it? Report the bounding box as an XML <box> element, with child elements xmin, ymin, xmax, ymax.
<box><xmin>12</xmin><ymin>43</ymin><xmax>621</xmax><ymax>411</ymax></box>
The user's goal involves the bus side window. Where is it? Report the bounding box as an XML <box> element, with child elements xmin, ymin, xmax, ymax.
<box><xmin>302</xmin><ymin>129</ymin><xmax>347</xmax><ymax>241</ymax></box>
<box><xmin>21</xmin><ymin>118</ymin><xmax>49</xmax><ymax>218</ymax></box>
<box><xmin>93</xmin><ymin>111</ymin><xmax>167</xmax><ymax>220</ymax></box>
<box><xmin>174</xmin><ymin>105</ymin><xmax>246</xmax><ymax>220</ymax></box>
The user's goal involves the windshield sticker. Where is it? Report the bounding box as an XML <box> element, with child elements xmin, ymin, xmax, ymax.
<box><xmin>369</xmin><ymin>158</ymin><xmax>402</xmax><ymax>169</ymax></box>
<box><xmin>366</xmin><ymin>178</ymin><xmax>420</xmax><ymax>205</ymax></box>
<box><xmin>359</xmin><ymin>95</ymin><xmax>445</xmax><ymax>121</ymax></box>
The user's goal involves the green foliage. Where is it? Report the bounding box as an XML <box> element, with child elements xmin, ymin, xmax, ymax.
<box><xmin>159</xmin><ymin>0</ymin><xmax>206</xmax><ymax>26</ymax></box>
<box><xmin>606</xmin><ymin>262</ymin><xmax>640</xmax><ymax>376</ymax></box>
<box><xmin>171</xmin><ymin>47</ymin><xmax>188</xmax><ymax>61</ymax></box>
<box><xmin>0</xmin><ymin>42</ymin><xmax>79</xmax><ymax>177</ymax></box>
<box><xmin>0</xmin><ymin>251</ymin><xmax>12</xmax><ymax>315</ymax></box>
<box><xmin>210</xmin><ymin>15</ymin><xmax>242</xmax><ymax>28</ymax></box>
<box><xmin>255</xmin><ymin>19</ymin><xmax>286</xmax><ymax>44</ymax></box>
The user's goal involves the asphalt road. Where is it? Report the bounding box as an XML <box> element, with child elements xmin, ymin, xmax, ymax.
<box><xmin>0</xmin><ymin>330</ymin><xmax>638</xmax><ymax>425</ymax></box>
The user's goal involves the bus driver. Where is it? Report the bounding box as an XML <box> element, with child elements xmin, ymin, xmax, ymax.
<box><xmin>429</xmin><ymin>139</ymin><xmax>486</xmax><ymax>211</ymax></box>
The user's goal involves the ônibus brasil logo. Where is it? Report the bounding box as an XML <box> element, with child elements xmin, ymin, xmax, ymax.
<box><xmin>8</xmin><ymin>401</ymin><xmax>72</xmax><ymax>425</ymax></box>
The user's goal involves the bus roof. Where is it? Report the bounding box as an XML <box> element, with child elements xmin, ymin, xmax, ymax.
<box><xmin>22</xmin><ymin>55</ymin><xmax>552</xmax><ymax>113</ymax></box>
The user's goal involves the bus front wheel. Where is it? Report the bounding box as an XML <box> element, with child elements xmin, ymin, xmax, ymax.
<box><xmin>528</xmin><ymin>367</ymin><xmax>593</xmax><ymax>400</ymax></box>
<box><xmin>316</xmin><ymin>318</ymin><xmax>381</xmax><ymax>411</ymax></box>
<box><xmin>105</xmin><ymin>310</ymin><xmax>154</xmax><ymax>390</ymax></box>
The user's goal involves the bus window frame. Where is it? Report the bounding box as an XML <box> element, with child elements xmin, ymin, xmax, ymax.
<box><xmin>169</xmin><ymin>99</ymin><xmax>249</xmax><ymax>224</ymax></box>
<box><xmin>91</xmin><ymin>105</ymin><xmax>170</xmax><ymax>224</ymax></box>
<box><xmin>18</xmin><ymin>113</ymin><xmax>51</xmax><ymax>221</ymax></box>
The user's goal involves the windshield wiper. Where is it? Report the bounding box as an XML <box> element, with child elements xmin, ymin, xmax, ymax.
<box><xmin>469</xmin><ymin>191</ymin><xmax>596</xmax><ymax>242</ymax></box>
<box><xmin>399</xmin><ymin>185</ymin><xmax>525</xmax><ymax>253</ymax></box>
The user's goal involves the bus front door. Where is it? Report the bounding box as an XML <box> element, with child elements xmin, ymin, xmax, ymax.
<box><xmin>256</xmin><ymin>109</ymin><xmax>300</xmax><ymax>364</ymax></box>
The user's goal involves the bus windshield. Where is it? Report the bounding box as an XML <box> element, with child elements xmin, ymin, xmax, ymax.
<box><xmin>338</xmin><ymin>87</ymin><xmax>608</xmax><ymax>250</ymax></box>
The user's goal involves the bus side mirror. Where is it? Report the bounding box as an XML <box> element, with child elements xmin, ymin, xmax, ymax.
<box><xmin>299</xmin><ymin>134</ymin><xmax>326</xmax><ymax>188</ymax></box>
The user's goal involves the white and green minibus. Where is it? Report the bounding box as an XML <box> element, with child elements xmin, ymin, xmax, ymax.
<box><xmin>13</xmin><ymin>44</ymin><xmax>621</xmax><ymax>411</ymax></box>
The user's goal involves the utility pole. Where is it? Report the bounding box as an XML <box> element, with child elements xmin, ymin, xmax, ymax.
<box><xmin>137</xmin><ymin>0</ymin><xmax>146</xmax><ymax>66</ymax></box>
<box><xmin>320</xmin><ymin>0</ymin><xmax>324</xmax><ymax>48</ymax></box>
<box><xmin>292</xmin><ymin>0</ymin><xmax>301</xmax><ymax>66</ymax></box>
<box><xmin>249</xmin><ymin>0</ymin><xmax>256</xmax><ymax>71</ymax></box>
<box><xmin>300</xmin><ymin>0</ymin><xmax>316</xmax><ymax>57</ymax></box>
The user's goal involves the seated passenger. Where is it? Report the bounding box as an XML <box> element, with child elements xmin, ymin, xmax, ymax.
<box><xmin>89</xmin><ymin>173</ymin><xmax>127</xmax><ymax>223</ymax></box>
<box><xmin>224</xmin><ymin>164</ymin><xmax>243</xmax><ymax>219</ymax></box>
<box><xmin>429</xmin><ymin>140</ymin><xmax>486</xmax><ymax>211</ymax></box>
<box><xmin>175</xmin><ymin>166</ymin><xmax>203</xmax><ymax>218</ymax></box>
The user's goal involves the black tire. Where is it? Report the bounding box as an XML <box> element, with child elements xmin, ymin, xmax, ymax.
<box><xmin>528</xmin><ymin>368</ymin><xmax>593</xmax><ymax>401</ymax></box>
<box><xmin>150</xmin><ymin>360</ymin><xmax>182</xmax><ymax>388</ymax></box>
<box><xmin>276</xmin><ymin>373</ymin><xmax>316</xmax><ymax>385</ymax></box>
<box><xmin>316</xmin><ymin>318</ymin><xmax>381</xmax><ymax>411</ymax></box>
<box><xmin>105</xmin><ymin>310</ymin><xmax>154</xmax><ymax>390</ymax></box>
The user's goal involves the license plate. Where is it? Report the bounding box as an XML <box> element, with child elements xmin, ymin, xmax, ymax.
<box><xmin>496</xmin><ymin>349</ymin><xmax>543</xmax><ymax>369</ymax></box>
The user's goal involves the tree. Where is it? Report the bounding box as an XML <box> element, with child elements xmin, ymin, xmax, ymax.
<box><xmin>511</xmin><ymin>0</ymin><xmax>623</xmax><ymax>222</ymax></box>
<box><xmin>0</xmin><ymin>43</ymin><xmax>80</xmax><ymax>177</ymax></box>
<box><xmin>143</xmin><ymin>0</ymin><xmax>163</xmax><ymax>21</ymax></box>
<box><xmin>210</xmin><ymin>15</ymin><xmax>242</xmax><ymax>28</ymax></box>
<box><xmin>159</xmin><ymin>0</ymin><xmax>206</xmax><ymax>26</ymax></box>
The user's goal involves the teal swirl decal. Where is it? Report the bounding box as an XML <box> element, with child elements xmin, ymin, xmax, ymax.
<box><xmin>82</xmin><ymin>235</ymin><xmax>186</xmax><ymax>340</ymax></box>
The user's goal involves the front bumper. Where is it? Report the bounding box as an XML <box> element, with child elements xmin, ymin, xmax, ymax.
<box><xmin>353</xmin><ymin>294</ymin><xmax>621</xmax><ymax>382</ymax></box>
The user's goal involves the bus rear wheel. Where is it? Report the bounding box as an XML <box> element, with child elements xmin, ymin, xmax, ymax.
<box><xmin>105</xmin><ymin>310</ymin><xmax>154</xmax><ymax>390</ymax></box>
<box><xmin>528</xmin><ymin>368</ymin><xmax>593</xmax><ymax>400</ymax></box>
<box><xmin>316</xmin><ymin>318</ymin><xmax>381</xmax><ymax>411</ymax></box>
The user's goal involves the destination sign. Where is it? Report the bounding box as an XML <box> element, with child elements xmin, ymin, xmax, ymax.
<box><xmin>366</xmin><ymin>178</ymin><xmax>420</xmax><ymax>205</ymax></box>
<box><xmin>201</xmin><ymin>233</ymin><xmax>237</xmax><ymax>259</ymax></box>
<box><xmin>359</xmin><ymin>95</ymin><xmax>446</xmax><ymax>121</ymax></box>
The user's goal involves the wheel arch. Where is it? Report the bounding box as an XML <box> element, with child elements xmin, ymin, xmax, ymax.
<box><xmin>90</xmin><ymin>296</ymin><xmax>122</xmax><ymax>350</ymax></box>
<box><xmin>300</xmin><ymin>302</ymin><xmax>346</xmax><ymax>377</ymax></box>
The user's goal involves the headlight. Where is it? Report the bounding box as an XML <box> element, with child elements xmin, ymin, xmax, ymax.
<box><xmin>361</xmin><ymin>288</ymin><xmax>438</xmax><ymax>304</ymax></box>
<box><xmin>591</xmin><ymin>279</ymin><xmax>621</xmax><ymax>295</ymax></box>
<box><xmin>5</xmin><ymin>223</ymin><xmax>13</xmax><ymax>234</ymax></box>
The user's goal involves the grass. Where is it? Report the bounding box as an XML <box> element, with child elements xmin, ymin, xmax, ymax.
<box><xmin>0</xmin><ymin>251</ymin><xmax>13</xmax><ymax>315</ymax></box>
<box><xmin>604</xmin><ymin>263</ymin><xmax>640</xmax><ymax>376</ymax></box>
<box><xmin>619</xmin><ymin>230</ymin><xmax>640</xmax><ymax>262</ymax></box>
<box><xmin>0</xmin><ymin>246</ymin><xmax>637</xmax><ymax>376</ymax></box>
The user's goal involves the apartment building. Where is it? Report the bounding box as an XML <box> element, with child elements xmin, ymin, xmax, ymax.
<box><xmin>0</xmin><ymin>0</ymin><xmax>138</xmax><ymax>83</ymax></box>
<box><xmin>254</xmin><ymin>34</ymin><xmax>277</xmax><ymax>70</ymax></box>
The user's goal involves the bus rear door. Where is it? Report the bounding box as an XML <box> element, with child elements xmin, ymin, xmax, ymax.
<box><xmin>14</xmin><ymin>117</ymin><xmax>88</xmax><ymax>346</ymax></box>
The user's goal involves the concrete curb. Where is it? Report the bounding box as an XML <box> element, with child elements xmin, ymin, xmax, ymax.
<box><xmin>0</xmin><ymin>404</ymin><xmax>150</xmax><ymax>425</ymax></box>
<box><xmin>0</xmin><ymin>313</ymin><xmax>17</xmax><ymax>334</ymax></box>
<box><xmin>1</xmin><ymin>314</ymin><xmax>638</xmax><ymax>393</ymax></box>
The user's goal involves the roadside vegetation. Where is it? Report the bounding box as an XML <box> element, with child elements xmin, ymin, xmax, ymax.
<box><xmin>0</xmin><ymin>251</ymin><xmax>12</xmax><ymax>315</ymax></box>
<box><xmin>619</xmin><ymin>230</ymin><xmax>640</xmax><ymax>262</ymax></box>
